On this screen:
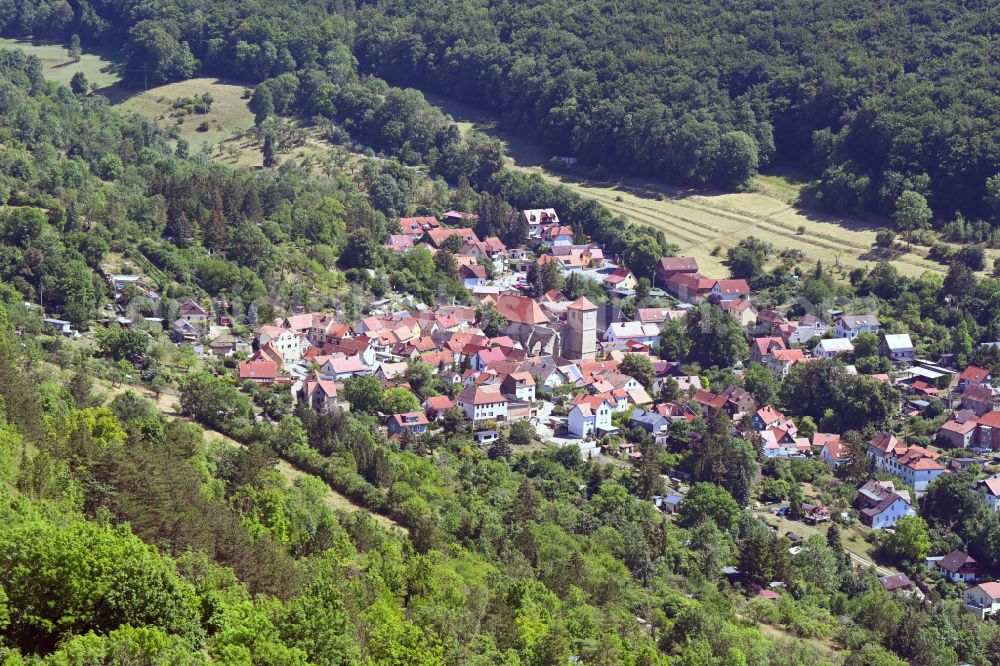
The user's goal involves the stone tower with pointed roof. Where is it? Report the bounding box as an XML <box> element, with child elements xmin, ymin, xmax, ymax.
<box><xmin>564</xmin><ymin>296</ymin><xmax>597</xmax><ymax>360</ymax></box>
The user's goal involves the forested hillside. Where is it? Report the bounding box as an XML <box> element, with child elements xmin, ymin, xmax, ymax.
<box><xmin>5</xmin><ymin>0</ymin><xmax>1000</xmax><ymax>223</ymax></box>
<box><xmin>5</xmin><ymin>2</ymin><xmax>1000</xmax><ymax>665</ymax></box>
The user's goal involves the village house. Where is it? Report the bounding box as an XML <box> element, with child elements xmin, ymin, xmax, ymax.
<box><xmin>603</xmin><ymin>267</ymin><xmax>638</xmax><ymax>293</ymax></box>
<box><xmin>961</xmin><ymin>384</ymin><xmax>1000</xmax><ymax>416</ymax></box>
<box><xmin>855</xmin><ymin>479</ymin><xmax>916</xmax><ymax>529</ymax></box>
<box><xmin>753</xmin><ymin>309</ymin><xmax>787</xmax><ymax>336</ymax></box>
<box><xmin>813</xmin><ymin>337</ymin><xmax>854</xmax><ymax>359</ymax></box>
<box><xmin>720</xmin><ymin>298</ymin><xmax>757</xmax><ymax>327</ymax></box>
<box><xmin>880</xmin><ymin>573</ymin><xmax>914</xmax><ymax>595</ymax></box>
<box><xmin>388</xmin><ymin>411</ymin><xmax>429</xmax><ymax>437</ymax></box>
<box><xmin>398</xmin><ymin>215</ymin><xmax>440</xmax><ymax>237</ymax></box>
<box><xmin>425</xmin><ymin>227</ymin><xmax>480</xmax><ymax>249</ymax></box>
<box><xmin>568</xmin><ymin>398</ymin><xmax>614</xmax><ymax>439</ymax></box>
<box><xmin>964</xmin><ymin>582</ymin><xmax>1000</xmax><ymax>619</ymax></box>
<box><xmin>880</xmin><ymin>333</ymin><xmax>915</xmax><ymax>364</ymax></box>
<box><xmin>423</xmin><ymin>395</ymin><xmax>455</xmax><ymax>419</ymax></box>
<box><xmin>207</xmin><ymin>334</ymin><xmax>251</xmax><ymax>357</ymax></box>
<box><xmin>238</xmin><ymin>359</ymin><xmax>277</xmax><ymax>386</ymax></box>
<box><xmin>710</xmin><ymin>279</ymin><xmax>750</xmax><ymax>302</ymax></box>
<box><xmin>958</xmin><ymin>366</ymin><xmax>992</xmax><ymax>392</ymax></box>
<box><xmin>171</xmin><ymin>318</ymin><xmax>201</xmax><ymax>344</ymax></box>
<box><xmin>873</xmin><ymin>443</ymin><xmax>945</xmax><ymax>492</ymax></box>
<box><xmin>631</xmin><ymin>408</ymin><xmax>671</xmax><ymax>443</ymax></box>
<box><xmin>459</xmin><ymin>264</ymin><xmax>488</xmax><ymax>288</ymax></box>
<box><xmin>522</xmin><ymin>208</ymin><xmax>560</xmax><ymax>239</ymax></box>
<box><xmin>299</xmin><ymin>371</ymin><xmax>348</xmax><ymax>413</ymax></box>
<box><xmin>319</xmin><ymin>355</ymin><xmax>371</xmax><ymax>380</ymax></box>
<box><xmin>603</xmin><ymin>321</ymin><xmax>661</xmax><ymax>347</ymax></box>
<box><xmin>751</xmin><ymin>336</ymin><xmax>786</xmax><ymax>365</ymax></box>
<box><xmin>385</xmin><ymin>234</ymin><xmax>414</xmax><ymax>253</ymax></box>
<box><xmin>817</xmin><ymin>433</ymin><xmax>847</xmax><ymax>466</ymax></box>
<box><xmin>834</xmin><ymin>314</ymin><xmax>881</xmax><ymax>339</ymax></box>
<box><xmin>178</xmin><ymin>298</ymin><xmax>209</xmax><ymax>325</ymax></box>
<box><xmin>767</xmin><ymin>348</ymin><xmax>807</xmax><ymax>378</ymax></box>
<box><xmin>541</xmin><ymin>225</ymin><xmax>575</xmax><ymax>247</ymax></box>
<box><xmin>456</xmin><ymin>385</ymin><xmax>509</xmax><ymax>422</ymax></box>
<box><xmin>256</xmin><ymin>325</ymin><xmax>308</xmax><ymax>364</ymax></box>
<box><xmin>927</xmin><ymin>550</ymin><xmax>979</xmax><ymax>584</ymax></box>
<box><xmin>976</xmin><ymin>476</ymin><xmax>1000</xmax><ymax>511</ymax></box>
<box><xmin>500</xmin><ymin>372</ymin><xmax>536</xmax><ymax>402</ymax></box>
<box><xmin>666</xmin><ymin>272</ymin><xmax>716</xmax><ymax>303</ymax></box>
<box><xmin>655</xmin><ymin>256</ymin><xmax>699</xmax><ymax>284</ymax></box>
<box><xmin>938</xmin><ymin>413</ymin><xmax>979</xmax><ymax>449</ymax></box>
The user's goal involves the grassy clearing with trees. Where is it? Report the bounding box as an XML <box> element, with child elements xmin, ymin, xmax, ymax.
<box><xmin>425</xmin><ymin>91</ymin><xmax>970</xmax><ymax>279</ymax></box>
<box><xmin>0</xmin><ymin>37</ymin><xmax>120</xmax><ymax>88</ymax></box>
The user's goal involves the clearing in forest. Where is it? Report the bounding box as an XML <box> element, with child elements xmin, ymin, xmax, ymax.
<box><xmin>421</xmin><ymin>91</ymin><xmax>959</xmax><ymax>279</ymax></box>
<box><xmin>115</xmin><ymin>78</ymin><xmax>256</xmax><ymax>155</ymax></box>
<box><xmin>0</xmin><ymin>37</ymin><xmax>122</xmax><ymax>89</ymax></box>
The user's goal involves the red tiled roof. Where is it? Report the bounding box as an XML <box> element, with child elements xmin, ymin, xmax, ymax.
<box><xmin>960</xmin><ymin>366</ymin><xmax>991</xmax><ymax>384</ymax></box>
<box><xmin>693</xmin><ymin>389</ymin><xmax>728</xmax><ymax>409</ymax></box>
<box><xmin>657</xmin><ymin>256</ymin><xmax>698</xmax><ymax>273</ymax></box>
<box><xmin>715</xmin><ymin>279</ymin><xmax>750</xmax><ymax>295</ymax></box>
<box><xmin>457</xmin><ymin>385</ymin><xmax>508</xmax><ymax>405</ymax></box>
<box><xmin>238</xmin><ymin>359</ymin><xmax>277</xmax><ymax>380</ymax></box>
<box><xmin>493</xmin><ymin>294</ymin><xmax>550</xmax><ymax>325</ymax></box>
<box><xmin>392</xmin><ymin>411</ymin><xmax>429</xmax><ymax>427</ymax></box>
<box><xmin>425</xmin><ymin>395</ymin><xmax>455</xmax><ymax>410</ymax></box>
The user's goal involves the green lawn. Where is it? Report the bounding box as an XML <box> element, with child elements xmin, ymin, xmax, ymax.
<box><xmin>0</xmin><ymin>37</ymin><xmax>122</xmax><ymax>88</ymax></box>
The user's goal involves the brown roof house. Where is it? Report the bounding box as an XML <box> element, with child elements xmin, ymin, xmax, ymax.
<box><xmin>927</xmin><ymin>550</ymin><xmax>979</xmax><ymax>584</ymax></box>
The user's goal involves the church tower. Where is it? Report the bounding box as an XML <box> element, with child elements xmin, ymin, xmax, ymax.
<box><xmin>564</xmin><ymin>296</ymin><xmax>597</xmax><ymax>360</ymax></box>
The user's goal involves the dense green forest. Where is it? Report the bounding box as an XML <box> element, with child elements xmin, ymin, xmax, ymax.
<box><xmin>4</xmin><ymin>0</ymin><xmax>1000</xmax><ymax>223</ymax></box>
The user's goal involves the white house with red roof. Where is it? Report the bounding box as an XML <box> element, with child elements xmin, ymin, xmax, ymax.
<box><xmin>964</xmin><ymin>581</ymin><xmax>1000</xmax><ymax>619</ymax></box>
<box><xmin>456</xmin><ymin>385</ymin><xmax>509</xmax><ymax>422</ymax></box>
<box><xmin>541</xmin><ymin>225</ymin><xmax>574</xmax><ymax>247</ymax></box>
<box><xmin>817</xmin><ymin>434</ymin><xmax>847</xmax><ymax>466</ymax></box>
<box><xmin>875</xmin><ymin>444</ymin><xmax>945</xmax><ymax>492</ymax></box>
<box><xmin>522</xmin><ymin>209</ymin><xmax>560</xmax><ymax>239</ymax></box>
<box><xmin>711</xmin><ymin>279</ymin><xmax>750</xmax><ymax>302</ymax></box>
<box><xmin>255</xmin><ymin>325</ymin><xmax>308</xmax><ymax>363</ymax></box>
<box><xmin>976</xmin><ymin>475</ymin><xmax>1000</xmax><ymax>512</ymax></box>
<box><xmin>603</xmin><ymin>267</ymin><xmax>637</xmax><ymax>292</ymax></box>
<box><xmin>459</xmin><ymin>264</ymin><xmax>488</xmax><ymax>288</ymax></box>
<box><xmin>178</xmin><ymin>298</ymin><xmax>209</xmax><ymax>324</ymax></box>
<box><xmin>568</xmin><ymin>398</ymin><xmax>614</xmax><ymax>439</ymax></box>
<box><xmin>959</xmin><ymin>366</ymin><xmax>993</xmax><ymax>392</ymax></box>
<box><xmin>750</xmin><ymin>336</ymin><xmax>786</xmax><ymax>365</ymax></box>
<box><xmin>299</xmin><ymin>371</ymin><xmax>347</xmax><ymax>413</ymax></box>
<box><xmin>766</xmin><ymin>348</ymin><xmax>807</xmax><ymax>378</ymax></box>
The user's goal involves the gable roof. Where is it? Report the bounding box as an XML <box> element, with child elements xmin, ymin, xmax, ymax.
<box><xmin>457</xmin><ymin>385</ymin><xmax>508</xmax><ymax>405</ymax></box>
<box><xmin>179</xmin><ymin>298</ymin><xmax>208</xmax><ymax>315</ymax></box>
<box><xmin>882</xmin><ymin>333</ymin><xmax>914</xmax><ymax>351</ymax></box>
<box><xmin>960</xmin><ymin>366</ymin><xmax>991</xmax><ymax>384</ymax></box>
<box><xmin>493</xmin><ymin>294</ymin><xmax>551</xmax><ymax>325</ymax></box>
<box><xmin>838</xmin><ymin>314</ymin><xmax>880</xmax><ymax>329</ymax></box>
<box><xmin>972</xmin><ymin>582</ymin><xmax>1000</xmax><ymax>600</ymax></box>
<box><xmin>714</xmin><ymin>279</ymin><xmax>750</xmax><ymax>295</ymax></box>
<box><xmin>657</xmin><ymin>256</ymin><xmax>698</xmax><ymax>273</ymax></box>
<box><xmin>238</xmin><ymin>359</ymin><xmax>277</xmax><ymax>380</ymax></box>
<box><xmin>936</xmin><ymin>549</ymin><xmax>976</xmax><ymax>573</ymax></box>
<box><xmin>391</xmin><ymin>411</ymin><xmax>429</xmax><ymax>428</ymax></box>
